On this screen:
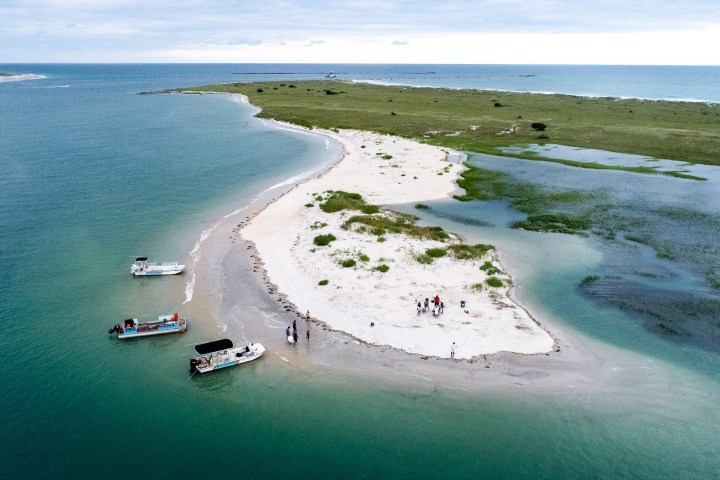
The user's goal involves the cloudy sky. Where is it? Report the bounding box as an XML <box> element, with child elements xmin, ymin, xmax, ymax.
<box><xmin>2</xmin><ymin>0</ymin><xmax>719</xmax><ymax>64</ymax></box>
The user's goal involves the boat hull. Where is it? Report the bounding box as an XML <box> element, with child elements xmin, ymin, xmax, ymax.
<box><xmin>131</xmin><ymin>265</ymin><xmax>185</xmax><ymax>276</ymax></box>
<box><xmin>192</xmin><ymin>343</ymin><xmax>265</xmax><ymax>373</ymax></box>
<box><xmin>116</xmin><ymin>317</ymin><xmax>187</xmax><ymax>339</ymax></box>
<box><xmin>131</xmin><ymin>258</ymin><xmax>185</xmax><ymax>276</ymax></box>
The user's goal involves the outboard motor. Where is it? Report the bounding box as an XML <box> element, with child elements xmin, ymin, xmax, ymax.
<box><xmin>189</xmin><ymin>358</ymin><xmax>199</xmax><ymax>373</ymax></box>
<box><xmin>108</xmin><ymin>324</ymin><xmax>120</xmax><ymax>334</ymax></box>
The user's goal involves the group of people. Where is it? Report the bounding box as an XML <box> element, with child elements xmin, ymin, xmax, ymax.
<box><xmin>285</xmin><ymin>310</ymin><xmax>311</xmax><ymax>345</ymax></box>
<box><xmin>417</xmin><ymin>295</ymin><xmax>444</xmax><ymax>318</ymax></box>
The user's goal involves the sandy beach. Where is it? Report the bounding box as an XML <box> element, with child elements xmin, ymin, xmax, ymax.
<box><xmin>239</xmin><ymin>126</ymin><xmax>555</xmax><ymax>359</ymax></box>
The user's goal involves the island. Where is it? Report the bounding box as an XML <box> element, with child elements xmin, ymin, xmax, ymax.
<box><xmin>175</xmin><ymin>80</ymin><xmax>719</xmax><ymax>358</ymax></box>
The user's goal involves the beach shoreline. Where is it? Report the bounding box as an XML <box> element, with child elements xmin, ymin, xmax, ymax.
<box><xmin>180</xmin><ymin>92</ymin><xmax>709</xmax><ymax>401</ymax></box>
<box><xmin>185</xmin><ymin>93</ymin><xmax>558</xmax><ymax>359</ymax></box>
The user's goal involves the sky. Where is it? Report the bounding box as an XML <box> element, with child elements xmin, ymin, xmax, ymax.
<box><xmin>1</xmin><ymin>0</ymin><xmax>719</xmax><ymax>64</ymax></box>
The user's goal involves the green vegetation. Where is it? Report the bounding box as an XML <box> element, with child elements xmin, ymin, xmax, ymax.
<box><xmin>305</xmin><ymin>203</ymin><xmax>314</xmax><ymax>207</ymax></box>
<box><xmin>339</xmin><ymin>258</ymin><xmax>356</xmax><ymax>268</ymax></box>
<box><xmin>359</xmin><ymin>254</ymin><xmax>370</xmax><ymax>262</ymax></box>
<box><xmin>448</xmin><ymin>244</ymin><xmax>495</xmax><ymax>260</ymax></box>
<box><xmin>415</xmin><ymin>203</ymin><xmax>430</xmax><ymax>210</ymax></box>
<box><xmin>580</xmin><ymin>275</ymin><xmax>600</xmax><ymax>285</ymax></box>
<box><xmin>512</xmin><ymin>213</ymin><xmax>590</xmax><ymax>234</ymax></box>
<box><xmin>373</xmin><ymin>264</ymin><xmax>390</xmax><ymax>273</ymax></box>
<box><xmin>343</xmin><ymin>213</ymin><xmax>450</xmax><ymax>241</ymax></box>
<box><xmin>415</xmin><ymin>253</ymin><xmax>434</xmax><ymax>265</ymax></box>
<box><xmin>454</xmin><ymin>165</ymin><xmax>598</xmax><ymax>234</ymax></box>
<box><xmin>425</xmin><ymin>247</ymin><xmax>448</xmax><ymax>258</ymax></box>
<box><xmin>177</xmin><ymin>80</ymin><xmax>720</xmax><ymax>167</ymax></box>
<box><xmin>480</xmin><ymin>261</ymin><xmax>502</xmax><ymax>276</ymax></box>
<box><xmin>485</xmin><ymin>276</ymin><xmax>504</xmax><ymax>288</ymax></box>
<box><xmin>318</xmin><ymin>279</ymin><xmax>329</xmax><ymax>286</ymax></box>
<box><xmin>310</xmin><ymin>221</ymin><xmax>328</xmax><ymax>230</ymax></box>
<box><xmin>318</xmin><ymin>190</ymin><xmax>381</xmax><ymax>214</ymax></box>
<box><xmin>313</xmin><ymin>233</ymin><xmax>337</xmax><ymax>246</ymax></box>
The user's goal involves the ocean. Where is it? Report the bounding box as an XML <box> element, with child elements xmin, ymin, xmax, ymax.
<box><xmin>1</xmin><ymin>64</ymin><xmax>719</xmax><ymax>479</ymax></box>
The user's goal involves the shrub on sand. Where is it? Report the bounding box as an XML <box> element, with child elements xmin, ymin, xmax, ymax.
<box><xmin>313</xmin><ymin>233</ymin><xmax>336</xmax><ymax>246</ymax></box>
<box><xmin>339</xmin><ymin>258</ymin><xmax>356</xmax><ymax>268</ymax></box>
<box><xmin>485</xmin><ymin>276</ymin><xmax>503</xmax><ymax>288</ymax></box>
<box><xmin>425</xmin><ymin>247</ymin><xmax>447</xmax><ymax>258</ymax></box>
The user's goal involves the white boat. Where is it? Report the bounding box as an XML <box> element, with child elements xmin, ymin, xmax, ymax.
<box><xmin>131</xmin><ymin>257</ymin><xmax>185</xmax><ymax>276</ymax></box>
<box><xmin>190</xmin><ymin>339</ymin><xmax>265</xmax><ymax>374</ymax></box>
<box><xmin>325</xmin><ymin>71</ymin><xmax>337</xmax><ymax>78</ymax></box>
<box><xmin>109</xmin><ymin>313</ymin><xmax>187</xmax><ymax>339</ymax></box>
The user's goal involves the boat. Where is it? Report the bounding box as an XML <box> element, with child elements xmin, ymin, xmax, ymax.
<box><xmin>108</xmin><ymin>313</ymin><xmax>187</xmax><ymax>339</ymax></box>
<box><xmin>325</xmin><ymin>71</ymin><xmax>336</xmax><ymax>78</ymax></box>
<box><xmin>190</xmin><ymin>339</ymin><xmax>265</xmax><ymax>374</ymax></box>
<box><xmin>131</xmin><ymin>257</ymin><xmax>185</xmax><ymax>276</ymax></box>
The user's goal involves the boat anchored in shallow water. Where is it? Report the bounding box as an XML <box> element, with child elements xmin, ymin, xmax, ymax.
<box><xmin>109</xmin><ymin>313</ymin><xmax>187</xmax><ymax>339</ymax></box>
<box><xmin>131</xmin><ymin>257</ymin><xmax>185</xmax><ymax>276</ymax></box>
<box><xmin>190</xmin><ymin>339</ymin><xmax>265</xmax><ymax>374</ymax></box>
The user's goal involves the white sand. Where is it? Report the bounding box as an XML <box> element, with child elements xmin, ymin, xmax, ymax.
<box><xmin>241</xmin><ymin>128</ymin><xmax>554</xmax><ymax>359</ymax></box>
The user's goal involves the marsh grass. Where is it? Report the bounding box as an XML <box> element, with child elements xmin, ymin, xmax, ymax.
<box><xmin>339</xmin><ymin>258</ymin><xmax>356</xmax><ymax>268</ymax></box>
<box><xmin>178</xmin><ymin>80</ymin><xmax>720</xmax><ymax>167</ymax></box>
<box><xmin>373</xmin><ymin>264</ymin><xmax>390</xmax><ymax>273</ymax></box>
<box><xmin>318</xmin><ymin>279</ymin><xmax>329</xmax><ymax>286</ymax></box>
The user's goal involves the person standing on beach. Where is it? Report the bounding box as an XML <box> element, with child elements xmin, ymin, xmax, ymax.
<box><xmin>451</xmin><ymin>342</ymin><xmax>457</xmax><ymax>359</ymax></box>
<box><xmin>293</xmin><ymin>329</ymin><xmax>299</xmax><ymax>344</ymax></box>
<box><xmin>417</xmin><ymin>302</ymin><xmax>422</xmax><ymax>316</ymax></box>
<box><xmin>306</xmin><ymin>329</ymin><xmax>310</xmax><ymax>341</ymax></box>
<box><xmin>293</xmin><ymin>319</ymin><xmax>297</xmax><ymax>332</ymax></box>
<box><xmin>440</xmin><ymin>301</ymin><xmax>444</xmax><ymax>314</ymax></box>
<box><xmin>424</xmin><ymin>298</ymin><xmax>429</xmax><ymax>312</ymax></box>
<box><xmin>306</xmin><ymin>310</ymin><xmax>311</xmax><ymax>322</ymax></box>
<box><xmin>434</xmin><ymin>294</ymin><xmax>440</xmax><ymax>306</ymax></box>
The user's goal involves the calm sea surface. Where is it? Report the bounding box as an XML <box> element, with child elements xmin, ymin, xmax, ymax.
<box><xmin>1</xmin><ymin>64</ymin><xmax>719</xmax><ymax>478</ymax></box>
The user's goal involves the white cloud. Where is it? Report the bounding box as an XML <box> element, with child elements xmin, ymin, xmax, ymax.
<box><xmin>0</xmin><ymin>0</ymin><xmax>719</xmax><ymax>63</ymax></box>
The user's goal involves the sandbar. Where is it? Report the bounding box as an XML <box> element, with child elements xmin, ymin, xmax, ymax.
<box><xmin>240</xmin><ymin>126</ymin><xmax>555</xmax><ymax>359</ymax></box>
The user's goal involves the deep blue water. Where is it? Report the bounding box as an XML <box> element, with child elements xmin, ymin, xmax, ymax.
<box><xmin>4</xmin><ymin>63</ymin><xmax>720</xmax><ymax>102</ymax></box>
<box><xmin>1</xmin><ymin>64</ymin><xmax>720</xmax><ymax>479</ymax></box>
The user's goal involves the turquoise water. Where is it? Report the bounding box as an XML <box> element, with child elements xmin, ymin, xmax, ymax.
<box><xmin>2</xmin><ymin>65</ymin><xmax>720</xmax><ymax>478</ymax></box>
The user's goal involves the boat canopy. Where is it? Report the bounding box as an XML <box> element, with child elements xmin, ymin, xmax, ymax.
<box><xmin>194</xmin><ymin>338</ymin><xmax>234</xmax><ymax>355</ymax></box>
<box><xmin>135</xmin><ymin>257</ymin><xmax>148</xmax><ymax>262</ymax></box>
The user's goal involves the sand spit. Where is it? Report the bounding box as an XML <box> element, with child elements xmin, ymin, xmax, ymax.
<box><xmin>240</xmin><ymin>128</ymin><xmax>555</xmax><ymax>359</ymax></box>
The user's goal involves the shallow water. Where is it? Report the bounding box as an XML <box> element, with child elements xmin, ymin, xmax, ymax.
<box><xmin>2</xmin><ymin>64</ymin><xmax>720</xmax><ymax>479</ymax></box>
